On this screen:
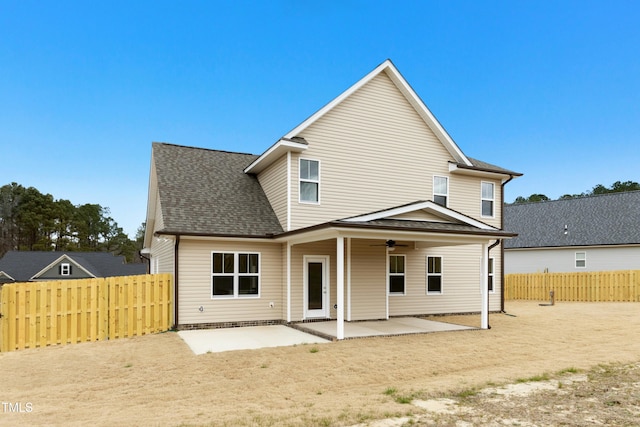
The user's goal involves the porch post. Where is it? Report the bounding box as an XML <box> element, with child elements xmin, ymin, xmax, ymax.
<box><xmin>481</xmin><ymin>242</ymin><xmax>489</xmax><ymax>329</ymax></box>
<box><xmin>286</xmin><ymin>242</ymin><xmax>291</xmax><ymax>323</ymax></box>
<box><xmin>336</xmin><ymin>236</ymin><xmax>345</xmax><ymax>340</ymax></box>
<box><xmin>346</xmin><ymin>237</ymin><xmax>351</xmax><ymax>322</ymax></box>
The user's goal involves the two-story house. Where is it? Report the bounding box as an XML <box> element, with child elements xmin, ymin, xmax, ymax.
<box><xmin>143</xmin><ymin>60</ymin><xmax>521</xmax><ymax>339</ymax></box>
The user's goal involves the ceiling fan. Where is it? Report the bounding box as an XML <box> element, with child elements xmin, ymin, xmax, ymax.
<box><xmin>370</xmin><ymin>240</ymin><xmax>409</xmax><ymax>250</ymax></box>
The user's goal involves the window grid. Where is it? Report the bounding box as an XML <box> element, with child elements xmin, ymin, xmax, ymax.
<box><xmin>488</xmin><ymin>258</ymin><xmax>494</xmax><ymax>292</ymax></box>
<box><xmin>388</xmin><ymin>254</ymin><xmax>405</xmax><ymax>295</ymax></box>
<box><xmin>575</xmin><ymin>252</ymin><xmax>586</xmax><ymax>268</ymax></box>
<box><xmin>212</xmin><ymin>252</ymin><xmax>260</xmax><ymax>298</ymax></box>
<box><xmin>427</xmin><ymin>256</ymin><xmax>443</xmax><ymax>294</ymax></box>
<box><xmin>481</xmin><ymin>182</ymin><xmax>495</xmax><ymax>217</ymax></box>
<box><xmin>433</xmin><ymin>176</ymin><xmax>448</xmax><ymax>207</ymax></box>
<box><xmin>299</xmin><ymin>159</ymin><xmax>320</xmax><ymax>203</ymax></box>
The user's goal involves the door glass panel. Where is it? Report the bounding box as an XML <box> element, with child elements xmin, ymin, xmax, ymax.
<box><xmin>308</xmin><ymin>262</ymin><xmax>323</xmax><ymax>310</ymax></box>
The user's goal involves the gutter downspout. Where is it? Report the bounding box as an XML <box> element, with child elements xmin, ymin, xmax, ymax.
<box><xmin>173</xmin><ymin>235</ymin><xmax>180</xmax><ymax>329</ymax></box>
<box><xmin>500</xmin><ymin>174</ymin><xmax>515</xmax><ymax>312</ymax></box>
<box><xmin>487</xmin><ymin>239</ymin><xmax>501</xmax><ymax>329</ymax></box>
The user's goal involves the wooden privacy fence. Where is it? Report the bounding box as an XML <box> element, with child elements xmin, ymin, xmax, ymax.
<box><xmin>0</xmin><ymin>274</ymin><xmax>172</xmax><ymax>352</ymax></box>
<box><xmin>505</xmin><ymin>270</ymin><xmax>640</xmax><ymax>302</ymax></box>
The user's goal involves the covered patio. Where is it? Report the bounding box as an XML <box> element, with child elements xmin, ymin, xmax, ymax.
<box><xmin>292</xmin><ymin>316</ymin><xmax>476</xmax><ymax>340</ymax></box>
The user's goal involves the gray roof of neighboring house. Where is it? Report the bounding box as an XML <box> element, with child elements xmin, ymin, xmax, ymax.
<box><xmin>153</xmin><ymin>143</ymin><xmax>284</xmax><ymax>237</ymax></box>
<box><xmin>504</xmin><ymin>191</ymin><xmax>640</xmax><ymax>249</ymax></box>
<box><xmin>0</xmin><ymin>251</ymin><xmax>146</xmax><ymax>282</ymax></box>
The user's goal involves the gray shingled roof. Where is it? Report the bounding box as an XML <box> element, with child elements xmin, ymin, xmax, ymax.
<box><xmin>460</xmin><ymin>157</ymin><xmax>522</xmax><ymax>176</ymax></box>
<box><xmin>332</xmin><ymin>218</ymin><xmax>516</xmax><ymax>237</ymax></box>
<box><xmin>0</xmin><ymin>251</ymin><xmax>146</xmax><ymax>282</ymax></box>
<box><xmin>153</xmin><ymin>143</ymin><xmax>284</xmax><ymax>236</ymax></box>
<box><xmin>504</xmin><ymin>191</ymin><xmax>640</xmax><ymax>249</ymax></box>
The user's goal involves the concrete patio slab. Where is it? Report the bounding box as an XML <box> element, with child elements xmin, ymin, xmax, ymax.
<box><xmin>178</xmin><ymin>325</ymin><xmax>329</xmax><ymax>355</ymax></box>
<box><xmin>296</xmin><ymin>317</ymin><xmax>475</xmax><ymax>339</ymax></box>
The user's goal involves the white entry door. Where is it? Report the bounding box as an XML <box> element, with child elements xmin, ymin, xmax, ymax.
<box><xmin>304</xmin><ymin>256</ymin><xmax>329</xmax><ymax>318</ymax></box>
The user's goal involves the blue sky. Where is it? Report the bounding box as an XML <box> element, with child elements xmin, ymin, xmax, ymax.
<box><xmin>1</xmin><ymin>1</ymin><xmax>638</xmax><ymax>237</ymax></box>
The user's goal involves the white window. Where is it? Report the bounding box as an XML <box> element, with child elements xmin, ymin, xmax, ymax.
<box><xmin>299</xmin><ymin>159</ymin><xmax>319</xmax><ymax>203</ymax></box>
<box><xmin>575</xmin><ymin>252</ymin><xmax>586</xmax><ymax>268</ymax></box>
<box><xmin>433</xmin><ymin>176</ymin><xmax>448</xmax><ymax>207</ymax></box>
<box><xmin>388</xmin><ymin>255</ymin><xmax>405</xmax><ymax>295</ymax></box>
<box><xmin>427</xmin><ymin>256</ymin><xmax>443</xmax><ymax>294</ymax></box>
<box><xmin>212</xmin><ymin>252</ymin><xmax>260</xmax><ymax>298</ymax></box>
<box><xmin>481</xmin><ymin>182</ymin><xmax>495</xmax><ymax>217</ymax></box>
<box><xmin>60</xmin><ymin>263</ymin><xmax>71</xmax><ymax>276</ymax></box>
<box><xmin>488</xmin><ymin>258</ymin><xmax>495</xmax><ymax>293</ymax></box>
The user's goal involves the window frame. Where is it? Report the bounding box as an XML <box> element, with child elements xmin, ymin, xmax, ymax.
<box><xmin>433</xmin><ymin>176</ymin><xmax>449</xmax><ymax>207</ymax></box>
<box><xmin>60</xmin><ymin>263</ymin><xmax>71</xmax><ymax>276</ymax></box>
<box><xmin>426</xmin><ymin>255</ymin><xmax>443</xmax><ymax>295</ymax></box>
<box><xmin>388</xmin><ymin>254</ymin><xmax>406</xmax><ymax>296</ymax></box>
<box><xmin>481</xmin><ymin>181</ymin><xmax>495</xmax><ymax>218</ymax></box>
<box><xmin>299</xmin><ymin>158</ymin><xmax>320</xmax><ymax>204</ymax></box>
<box><xmin>211</xmin><ymin>251</ymin><xmax>261</xmax><ymax>299</ymax></box>
<box><xmin>488</xmin><ymin>257</ymin><xmax>495</xmax><ymax>293</ymax></box>
<box><xmin>575</xmin><ymin>252</ymin><xmax>586</xmax><ymax>269</ymax></box>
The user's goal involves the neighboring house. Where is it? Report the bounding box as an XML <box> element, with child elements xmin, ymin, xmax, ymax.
<box><xmin>504</xmin><ymin>191</ymin><xmax>640</xmax><ymax>273</ymax></box>
<box><xmin>0</xmin><ymin>251</ymin><xmax>146</xmax><ymax>284</ymax></box>
<box><xmin>143</xmin><ymin>59</ymin><xmax>521</xmax><ymax>338</ymax></box>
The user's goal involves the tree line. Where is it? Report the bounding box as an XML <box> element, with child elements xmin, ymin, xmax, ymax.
<box><xmin>0</xmin><ymin>182</ymin><xmax>143</xmax><ymax>262</ymax></box>
<box><xmin>513</xmin><ymin>180</ymin><xmax>640</xmax><ymax>204</ymax></box>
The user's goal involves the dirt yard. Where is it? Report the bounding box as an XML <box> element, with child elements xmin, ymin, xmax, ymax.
<box><xmin>1</xmin><ymin>301</ymin><xmax>639</xmax><ymax>426</ymax></box>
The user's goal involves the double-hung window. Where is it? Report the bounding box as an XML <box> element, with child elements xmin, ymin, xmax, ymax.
<box><xmin>388</xmin><ymin>255</ymin><xmax>405</xmax><ymax>294</ymax></box>
<box><xmin>212</xmin><ymin>252</ymin><xmax>260</xmax><ymax>298</ymax></box>
<box><xmin>299</xmin><ymin>159</ymin><xmax>319</xmax><ymax>203</ymax></box>
<box><xmin>427</xmin><ymin>256</ymin><xmax>443</xmax><ymax>294</ymax></box>
<box><xmin>433</xmin><ymin>176</ymin><xmax>448</xmax><ymax>207</ymax></box>
<box><xmin>481</xmin><ymin>182</ymin><xmax>495</xmax><ymax>217</ymax></box>
<box><xmin>575</xmin><ymin>252</ymin><xmax>586</xmax><ymax>268</ymax></box>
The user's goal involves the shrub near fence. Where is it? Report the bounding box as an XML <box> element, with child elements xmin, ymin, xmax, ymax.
<box><xmin>505</xmin><ymin>270</ymin><xmax>640</xmax><ymax>302</ymax></box>
<box><xmin>0</xmin><ymin>274</ymin><xmax>172</xmax><ymax>352</ymax></box>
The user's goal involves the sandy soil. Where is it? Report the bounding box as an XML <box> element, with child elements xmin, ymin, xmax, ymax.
<box><xmin>1</xmin><ymin>301</ymin><xmax>639</xmax><ymax>427</ymax></box>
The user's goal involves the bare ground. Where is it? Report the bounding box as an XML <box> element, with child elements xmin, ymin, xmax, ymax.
<box><xmin>1</xmin><ymin>301</ymin><xmax>639</xmax><ymax>427</ymax></box>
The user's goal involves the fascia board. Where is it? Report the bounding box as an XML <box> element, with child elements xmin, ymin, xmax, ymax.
<box><xmin>143</xmin><ymin>152</ymin><xmax>158</xmax><ymax>249</ymax></box>
<box><xmin>243</xmin><ymin>139</ymin><xmax>308</xmax><ymax>174</ymax></box>
<box><xmin>0</xmin><ymin>271</ymin><xmax>15</xmax><ymax>281</ymax></box>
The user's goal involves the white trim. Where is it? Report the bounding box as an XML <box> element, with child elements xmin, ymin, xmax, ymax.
<box><xmin>426</xmin><ymin>255</ymin><xmax>443</xmax><ymax>295</ymax></box>
<box><xmin>211</xmin><ymin>251</ymin><xmax>261</xmax><ymax>299</ymax></box>
<box><xmin>346</xmin><ymin>237</ymin><xmax>352</xmax><ymax>322</ymax></box>
<box><xmin>30</xmin><ymin>254</ymin><xmax>96</xmax><ymax>281</ymax></box>
<box><xmin>60</xmin><ymin>262</ymin><xmax>71</xmax><ymax>276</ymax></box>
<box><xmin>388</xmin><ymin>253</ymin><xmax>406</xmax><ymax>296</ymax></box>
<box><xmin>299</xmin><ymin>158</ymin><xmax>320</xmax><ymax>204</ymax></box>
<box><xmin>343</xmin><ymin>200</ymin><xmax>497</xmax><ymax>230</ymax></box>
<box><xmin>0</xmin><ymin>271</ymin><xmax>15</xmax><ymax>282</ymax></box>
<box><xmin>286</xmin><ymin>243</ymin><xmax>291</xmax><ymax>323</ymax></box>
<box><xmin>243</xmin><ymin>138</ymin><xmax>308</xmax><ymax>174</ymax></box>
<box><xmin>303</xmin><ymin>255</ymin><xmax>330</xmax><ymax>319</ymax></box>
<box><xmin>282</xmin><ymin>60</ymin><xmax>472</xmax><ymax>166</ymax></box>
<box><xmin>481</xmin><ymin>243</ymin><xmax>489</xmax><ymax>329</ymax></box>
<box><xmin>488</xmin><ymin>257</ymin><xmax>495</xmax><ymax>293</ymax></box>
<box><xmin>287</xmin><ymin>151</ymin><xmax>291</xmax><ymax>231</ymax></box>
<box><xmin>336</xmin><ymin>237</ymin><xmax>344</xmax><ymax>340</ymax></box>
<box><xmin>481</xmin><ymin>181</ymin><xmax>495</xmax><ymax>219</ymax></box>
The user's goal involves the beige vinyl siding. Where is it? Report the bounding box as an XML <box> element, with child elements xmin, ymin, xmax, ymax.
<box><xmin>177</xmin><ymin>238</ymin><xmax>283</xmax><ymax>325</ymax></box>
<box><xmin>257</xmin><ymin>153</ymin><xmax>288</xmax><ymax>229</ymax></box>
<box><xmin>349</xmin><ymin>240</ymin><xmax>387</xmax><ymax>320</ymax></box>
<box><xmin>390</xmin><ymin>210</ymin><xmax>448</xmax><ymax>222</ymax></box>
<box><xmin>449</xmin><ymin>175</ymin><xmax>503</xmax><ymax>229</ymax></box>
<box><xmin>388</xmin><ymin>244</ymin><xmax>502</xmax><ymax>315</ymax></box>
<box><xmin>289</xmin><ymin>72</ymin><xmax>473</xmax><ymax>229</ymax></box>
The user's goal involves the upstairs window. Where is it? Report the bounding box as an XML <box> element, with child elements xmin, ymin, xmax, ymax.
<box><xmin>299</xmin><ymin>159</ymin><xmax>320</xmax><ymax>203</ymax></box>
<box><xmin>575</xmin><ymin>252</ymin><xmax>586</xmax><ymax>268</ymax></box>
<box><xmin>388</xmin><ymin>255</ymin><xmax>405</xmax><ymax>295</ymax></box>
<box><xmin>433</xmin><ymin>176</ymin><xmax>448</xmax><ymax>207</ymax></box>
<box><xmin>427</xmin><ymin>256</ymin><xmax>443</xmax><ymax>294</ymax></box>
<box><xmin>481</xmin><ymin>182</ymin><xmax>495</xmax><ymax>217</ymax></box>
<box><xmin>212</xmin><ymin>252</ymin><xmax>260</xmax><ymax>298</ymax></box>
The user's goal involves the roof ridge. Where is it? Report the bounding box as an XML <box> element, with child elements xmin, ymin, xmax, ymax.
<box><xmin>506</xmin><ymin>190</ymin><xmax>640</xmax><ymax>207</ymax></box>
<box><xmin>153</xmin><ymin>142</ymin><xmax>257</xmax><ymax>157</ymax></box>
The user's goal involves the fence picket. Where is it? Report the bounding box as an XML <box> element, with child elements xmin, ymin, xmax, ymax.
<box><xmin>0</xmin><ymin>274</ymin><xmax>172</xmax><ymax>352</ymax></box>
<box><xmin>506</xmin><ymin>270</ymin><xmax>640</xmax><ymax>302</ymax></box>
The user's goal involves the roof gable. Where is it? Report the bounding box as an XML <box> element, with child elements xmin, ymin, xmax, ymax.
<box><xmin>504</xmin><ymin>191</ymin><xmax>640</xmax><ymax>248</ymax></box>
<box><xmin>343</xmin><ymin>200</ymin><xmax>497</xmax><ymax>231</ymax></box>
<box><xmin>31</xmin><ymin>254</ymin><xmax>95</xmax><ymax>281</ymax></box>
